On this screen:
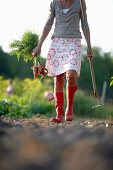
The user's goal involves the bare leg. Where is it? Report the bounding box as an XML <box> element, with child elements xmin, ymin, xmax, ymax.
<box><xmin>66</xmin><ymin>70</ymin><xmax>78</xmax><ymax>87</ymax></box>
<box><xmin>65</xmin><ymin>70</ymin><xmax>78</xmax><ymax>121</ymax></box>
<box><xmin>50</xmin><ymin>73</ymin><xmax>64</xmax><ymax>123</ymax></box>
<box><xmin>54</xmin><ymin>73</ymin><xmax>64</xmax><ymax>93</ymax></box>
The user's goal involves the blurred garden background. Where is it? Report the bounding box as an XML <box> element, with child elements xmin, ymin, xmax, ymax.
<box><xmin>0</xmin><ymin>44</ymin><xmax>113</xmax><ymax>119</ymax></box>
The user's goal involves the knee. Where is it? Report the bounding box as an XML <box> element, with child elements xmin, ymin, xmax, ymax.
<box><xmin>66</xmin><ymin>71</ymin><xmax>77</xmax><ymax>84</ymax></box>
<box><xmin>54</xmin><ymin>74</ymin><xmax>64</xmax><ymax>85</ymax></box>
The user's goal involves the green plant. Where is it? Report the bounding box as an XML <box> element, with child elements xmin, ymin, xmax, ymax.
<box><xmin>110</xmin><ymin>77</ymin><xmax>113</xmax><ymax>86</ymax></box>
<box><xmin>0</xmin><ymin>77</ymin><xmax>55</xmax><ymax>118</ymax></box>
<box><xmin>0</xmin><ymin>77</ymin><xmax>113</xmax><ymax>119</ymax></box>
<box><xmin>9</xmin><ymin>31</ymin><xmax>39</xmax><ymax>63</ymax></box>
<box><xmin>9</xmin><ymin>31</ymin><xmax>48</xmax><ymax>78</ymax></box>
<box><xmin>0</xmin><ymin>100</ymin><xmax>9</xmax><ymax>116</ymax></box>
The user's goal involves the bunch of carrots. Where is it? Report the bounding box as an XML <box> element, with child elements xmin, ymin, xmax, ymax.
<box><xmin>33</xmin><ymin>61</ymin><xmax>48</xmax><ymax>79</ymax></box>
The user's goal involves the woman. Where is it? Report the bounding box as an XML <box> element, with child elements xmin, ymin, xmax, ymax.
<box><xmin>32</xmin><ymin>0</ymin><xmax>93</xmax><ymax>123</ymax></box>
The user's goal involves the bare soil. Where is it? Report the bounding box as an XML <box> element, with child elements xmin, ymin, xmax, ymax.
<box><xmin>0</xmin><ymin>116</ymin><xmax>113</xmax><ymax>170</ymax></box>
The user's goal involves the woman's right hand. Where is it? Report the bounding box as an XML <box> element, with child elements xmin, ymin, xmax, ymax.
<box><xmin>32</xmin><ymin>45</ymin><xmax>41</xmax><ymax>57</ymax></box>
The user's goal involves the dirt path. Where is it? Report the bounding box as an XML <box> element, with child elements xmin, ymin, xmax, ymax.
<box><xmin>0</xmin><ymin>117</ymin><xmax>113</xmax><ymax>170</ymax></box>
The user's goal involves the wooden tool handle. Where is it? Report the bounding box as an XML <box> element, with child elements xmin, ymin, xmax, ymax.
<box><xmin>89</xmin><ymin>58</ymin><xmax>98</xmax><ymax>98</ymax></box>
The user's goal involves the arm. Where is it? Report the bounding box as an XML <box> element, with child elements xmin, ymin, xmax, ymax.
<box><xmin>80</xmin><ymin>0</ymin><xmax>93</xmax><ymax>58</ymax></box>
<box><xmin>32</xmin><ymin>0</ymin><xmax>55</xmax><ymax>56</ymax></box>
<box><xmin>32</xmin><ymin>28</ymin><xmax>50</xmax><ymax>56</ymax></box>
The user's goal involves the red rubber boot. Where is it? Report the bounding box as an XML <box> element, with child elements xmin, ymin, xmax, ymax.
<box><xmin>50</xmin><ymin>92</ymin><xmax>64</xmax><ymax>123</ymax></box>
<box><xmin>65</xmin><ymin>86</ymin><xmax>78</xmax><ymax>121</ymax></box>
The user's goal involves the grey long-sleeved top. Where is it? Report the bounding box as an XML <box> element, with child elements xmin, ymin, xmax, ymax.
<box><xmin>44</xmin><ymin>0</ymin><xmax>89</xmax><ymax>39</ymax></box>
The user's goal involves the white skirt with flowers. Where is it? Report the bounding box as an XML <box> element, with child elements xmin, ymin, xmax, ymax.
<box><xmin>45</xmin><ymin>37</ymin><xmax>82</xmax><ymax>77</ymax></box>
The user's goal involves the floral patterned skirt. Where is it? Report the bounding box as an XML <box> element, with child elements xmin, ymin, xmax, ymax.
<box><xmin>45</xmin><ymin>37</ymin><xmax>82</xmax><ymax>77</ymax></box>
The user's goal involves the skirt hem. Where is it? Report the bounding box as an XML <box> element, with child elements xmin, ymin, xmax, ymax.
<box><xmin>47</xmin><ymin>68</ymin><xmax>80</xmax><ymax>78</ymax></box>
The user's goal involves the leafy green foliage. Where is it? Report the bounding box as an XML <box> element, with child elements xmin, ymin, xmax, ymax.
<box><xmin>0</xmin><ymin>46</ymin><xmax>46</xmax><ymax>79</ymax></box>
<box><xmin>9</xmin><ymin>31</ymin><xmax>39</xmax><ymax>62</ymax></box>
<box><xmin>0</xmin><ymin>101</ymin><xmax>9</xmax><ymax>105</ymax></box>
<box><xmin>74</xmin><ymin>90</ymin><xmax>113</xmax><ymax>119</ymax></box>
<box><xmin>110</xmin><ymin>77</ymin><xmax>113</xmax><ymax>86</ymax></box>
<box><xmin>0</xmin><ymin>77</ymin><xmax>55</xmax><ymax>118</ymax></box>
<box><xmin>0</xmin><ymin>77</ymin><xmax>113</xmax><ymax>119</ymax></box>
<box><xmin>78</xmin><ymin>46</ymin><xmax>113</xmax><ymax>98</ymax></box>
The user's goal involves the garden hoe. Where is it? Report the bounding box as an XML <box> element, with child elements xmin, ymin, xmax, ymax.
<box><xmin>80</xmin><ymin>0</ymin><xmax>104</xmax><ymax>108</ymax></box>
